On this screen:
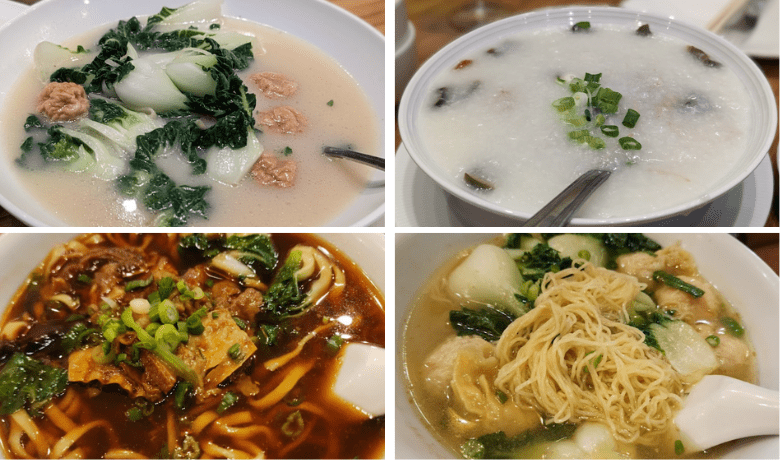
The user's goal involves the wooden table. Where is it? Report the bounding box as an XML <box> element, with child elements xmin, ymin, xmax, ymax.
<box><xmin>398</xmin><ymin>0</ymin><xmax>779</xmax><ymax>227</ymax></box>
<box><xmin>0</xmin><ymin>0</ymin><xmax>383</xmax><ymax>226</ymax></box>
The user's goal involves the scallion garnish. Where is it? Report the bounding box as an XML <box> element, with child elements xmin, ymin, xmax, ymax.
<box><xmin>552</xmin><ymin>96</ymin><xmax>575</xmax><ymax>112</ymax></box>
<box><xmin>618</xmin><ymin>136</ymin><xmax>642</xmax><ymax>150</ymax></box>
<box><xmin>705</xmin><ymin>335</ymin><xmax>720</xmax><ymax>347</ymax></box>
<box><xmin>600</xmin><ymin>125</ymin><xmax>619</xmax><ymax>137</ymax></box>
<box><xmin>77</xmin><ymin>274</ymin><xmax>92</xmax><ymax>284</ymax></box>
<box><xmin>652</xmin><ymin>271</ymin><xmax>704</xmax><ymax>298</ymax></box>
<box><xmin>622</xmin><ymin>108</ymin><xmax>640</xmax><ymax>128</ymax></box>
<box><xmin>227</xmin><ymin>343</ymin><xmax>243</xmax><ymax>361</ymax></box>
<box><xmin>216</xmin><ymin>392</ymin><xmax>238</xmax><ymax>414</ymax></box>
<box><xmin>325</xmin><ymin>334</ymin><xmax>344</xmax><ymax>355</ymax></box>
<box><xmin>282</xmin><ymin>410</ymin><xmax>305</xmax><ymax>437</ymax></box>
<box><xmin>125</xmin><ymin>276</ymin><xmax>153</xmax><ymax>292</ymax></box>
<box><xmin>588</xmin><ymin>137</ymin><xmax>606</xmax><ymax>149</ymax></box>
<box><xmin>158</xmin><ymin>299</ymin><xmax>179</xmax><ymax>325</ymax></box>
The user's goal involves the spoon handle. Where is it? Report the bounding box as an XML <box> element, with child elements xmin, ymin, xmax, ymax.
<box><xmin>323</xmin><ymin>147</ymin><xmax>385</xmax><ymax>171</ymax></box>
<box><xmin>523</xmin><ymin>169</ymin><xmax>611</xmax><ymax>227</ymax></box>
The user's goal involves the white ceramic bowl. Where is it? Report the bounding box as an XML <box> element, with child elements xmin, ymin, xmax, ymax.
<box><xmin>0</xmin><ymin>231</ymin><xmax>386</xmax><ymax>458</ymax></box>
<box><xmin>398</xmin><ymin>7</ymin><xmax>777</xmax><ymax>226</ymax></box>
<box><xmin>395</xmin><ymin>233</ymin><xmax>779</xmax><ymax>458</ymax></box>
<box><xmin>0</xmin><ymin>0</ymin><xmax>385</xmax><ymax>227</ymax></box>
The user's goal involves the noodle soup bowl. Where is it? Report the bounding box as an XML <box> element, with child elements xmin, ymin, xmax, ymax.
<box><xmin>395</xmin><ymin>233</ymin><xmax>779</xmax><ymax>458</ymax></box>
<box><xmin>398</xmin><ymin>7</ymin><xmax>777</xmax><ymax>225</ymax></box>
<box><xmin>0</xmin><ymin>232</ymin><xmax>386</xmax><ymax>458</ymax></box>
<box><xmin>0</xmin><ymin>0</ymin><xmax>384</xmax><ymax>227</ymax></box>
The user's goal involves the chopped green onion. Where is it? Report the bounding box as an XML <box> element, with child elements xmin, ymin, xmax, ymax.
<box><xmin>652</xmin><ymin>271</ymin><xmax>704</xmax><ymax>298</ymax></box>
<box><xmin>495</xmin><ymin>390</ymin><xmax>508</xmax><ymax>404</ymax></box>
<box><xmin>720</xmin><ymin>317</ymin><xmax>744</xmax><ymax>337</ymax></box>
<box><xmin>216</xmin><ymin>392</ymin><xmax>238</xmax><ymax>414</ymax></box>
<box><xmin>588</xmin><ymin>137</ymin><xmax>606</xmax><ymax>149</ymax></box>
<box><xmin>232</xmin><ymin>316</ymin><xmax>247</xmax><ymax>330</ymax></box>
<box><xmin>705</xmin><ymin>335</ymin><xmax>720</xmax><ymax>347</ymax></box>
<box><xmin>600</xmin><ymin>125</ymin><xmax>619</xmax><ymax>137</ymax></box>
<box><xmin>125</xmin><ymin>276</ymin><xmax>153</xmax><ymax>292</ymax></box>
<box><xmin>569</xmin><ymin>78</ymin><xmax>587</xmax><ymax>93</ymax></box>
<box><xmin>212</xmin><ymin>312</ymin><xmax>219</xmax><ymax>319</ymax></box>
<box><xmin>622</xmin><ymin>108</ymin><xmax>640</xmax><ymax>128</ymax></box>
<box><xmin>674</xmin><ymin>440</ymin><xmax>685</xmax><ymax>455</ymax></box>
<box><xmin>327</xmin><ymin>99</ymin><xmax>334</xmax><ymax>106</ymax></box>
<box><xmin>578</xmin><ymin>250</ymin><xmax>591</xmax><ymax>261</ymax></box>
<box><xmin>145</xmin><ymin>322</ymin><xmax>161</xmax><ymax>337</ymax></box>
<box><xmin>185</xmin><ymin>307</ymin><xmax>208</xmax><ymax>335</ymax></box>
<box><xmin>325</xmin><ymin>334</ymin><xmax>344</xmax><ymax>355</ymax></box>
<box><xmin>594</xmin><ymin>113</ymin><xmax>605</xmax><ymax>127</ymax></box>
<box><xmin>563</xmin><ymin>113</ymin><xmax>588</xmax><ymax>127</ymax></box>
<box><xmin>618</xmin><ymin>136</ymin><xmax>642</xmax><ymax>150</ymax></box>
<box><xmin>126</xmin><ymin>406</ymin><xmax>144</xmax><ymax>422</ymax></box>
<box><xmin>282</xmin><ymin>146</ymin><xmax>293</xmax><ymax>156</ymax></box>
<box><xmin>155</xmin><ymin>324</ymin><xmax>183</xmax><ymax>351</ymax></box>
<box><xmin>568</xmin><ymin>129</ymin><xmax>591</xmax><ymax>142</ymax></box>
<box><xmin>173</xmin><ymin>382</ymin><xmax>193</xmax><ymax>410</ymax></box>
<box><xmin>227</xmin><ymin>343</ymin><xmax>244</xmax><ymax>361</ymax></box>
<box><xmin>158</xmin><ymin>299</ymin><xmax>179</xmax><ymax>325</ymax></box>
<box><xmin>552</xmin><ymin>96</ymin><xmax>575</xmax><ymax>112</ymax></box>
<box><xmin>571</xmin><ymin>21</ymin><xmax>591</xmax><ymax>32</ymax></box>
<box><xmin>282</xmin><ymin>410</ymin><xmax>305</xmax><ymax>438</ymax></box>
<box><xmin>77</xmin><ymin>274</ymin><xmax>92</xmax><ymax>284</ymax></box>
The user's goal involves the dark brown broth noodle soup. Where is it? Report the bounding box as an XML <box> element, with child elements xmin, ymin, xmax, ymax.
<box><xmin>0</xmin><ymin>233</ymin><xmax>384</xmax><ymax>459</ymax></box>
<box><xmin>401</xmin><ymin>234</ymin><xmax>756</xmax><ymax>459</ymax></box>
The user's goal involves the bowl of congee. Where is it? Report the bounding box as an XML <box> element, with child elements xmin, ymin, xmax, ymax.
<box><xmin>397</xmin><ymin>7</ymin><xmax>777</xmax><ymax>225</ymax></box>
<box><xmin>0</xmin><ymin>0</ymin><xmax>384</xmax><ymax>226</ymax></box>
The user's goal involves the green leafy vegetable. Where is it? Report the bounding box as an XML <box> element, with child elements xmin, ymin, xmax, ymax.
<box><xmin>449</xmin><ymin>307</ymin><xmax>517</xmax><ymax>342</ymax></box>
<box><xmin>0</xmin><ymin>353</ymin><xmax>68</xmax><ymax>416</ymax></box>
<box><xmin>264</xmin><ymin>250</ymin><xmax>307</xmax><ymax>319</ymax></box>
<box><xmin>462</xmin><ymin>423</ymin><xmax>578</xmax><ymax>459</ymax></box>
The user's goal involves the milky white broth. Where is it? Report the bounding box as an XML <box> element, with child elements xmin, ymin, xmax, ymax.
<box><xmin>1</xmin><ymin>17</ymin><xmax>378</xmax><ymax>226</ymax></box>
<box><xmin>418</xmin><ymin>25</ymin><xmax>751</xmax><ymax>220</ymax></box>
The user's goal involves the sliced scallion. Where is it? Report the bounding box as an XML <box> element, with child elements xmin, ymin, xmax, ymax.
<box><xmin>600</xmin><ymin>125</ymin><xmax>619</xmax><ymax>137</ymax></box>
<box><xmin>618</xmin><ymin>136</ymin><xmax>642</xmax><ymax>150</ymax></box>
<box><xmin>721</xmin><ymin>317</ymin><xmax>744</xmax><ymax>337</ymax></box>
<box><xmin>552</xmin><ymin>96</ymin><xmax>575</xmax><ymax>112</ymax></box>
<box><xmin>622</xmin><ymin>108</ymin><xmax>640</xmax><ymax>128</ymax></box>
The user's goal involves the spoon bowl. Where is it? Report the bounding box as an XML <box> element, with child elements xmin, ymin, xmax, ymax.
<box><xmin>523</xmin><ymin>169</ymin><xmax>611</xmax><ymax>227</ymax></box>
<box><xmin>675</xmin><ymin>375</ymin><xmax>779</xmax><ymax>451</ymax></box>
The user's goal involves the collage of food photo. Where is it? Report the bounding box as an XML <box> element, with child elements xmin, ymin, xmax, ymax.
<box><xmin>0</xmin><ymin>0</ymin><xmax>777</xmax><ymax>459</ymax></box>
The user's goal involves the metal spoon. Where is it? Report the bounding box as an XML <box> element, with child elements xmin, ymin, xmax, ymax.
<box><xmin>523</xmin><ymin>169</ymin><xmax>611</xmax><ymax>227</ymax></box>
<box><xmin>323</xmin><ymin>147</ymin><xmax>384</xmax><ymax>171</ymax></box>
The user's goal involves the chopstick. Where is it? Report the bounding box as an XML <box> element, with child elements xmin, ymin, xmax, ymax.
<box><xmin>707</xmin><ymin>0</ymin><xmax>753</xmax><ymax>32</ymax></box>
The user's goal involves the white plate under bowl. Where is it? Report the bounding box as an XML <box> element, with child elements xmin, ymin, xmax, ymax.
<box><xmin>395</xmin><ymin>232</ymin><xmax>779</xmax><ymax>458</ymax></box>
<box><xmin>398</xmin><ymin>6</ymin><xmax>777</xmax><ymax>226</ymax></box>
<box><xmin>0</xmin><ymin>0</ymin><xmax>385</xmax><ymax>227</ymax></box>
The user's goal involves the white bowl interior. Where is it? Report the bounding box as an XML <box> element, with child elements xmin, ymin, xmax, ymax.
<box><xmin>395</xmin><ymin>233</ymin><xmax>779</xmax><ymax>458</ymax></box>
<box><xmin>0</xmin><ymin>0</ymin><xmax>385</xmax><ymax>227</ymax></box>
<box><xmin>398</xmin><ymin>7</ymin><xmax>777</xmax><ymax>226</ymax></box>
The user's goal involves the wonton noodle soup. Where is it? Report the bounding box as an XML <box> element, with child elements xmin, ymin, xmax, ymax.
<box><xmin>0</xmin><ymin>233</ymin><xmax>384</xmax><ymax>459</ymax></box>
<box><xmin>401</xmin><ymin>234</ymin><xmax>757</xmax><ymax>459</ymax></box>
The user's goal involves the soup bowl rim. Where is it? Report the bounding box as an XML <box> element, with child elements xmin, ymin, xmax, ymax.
<box><xmin>0</xmin><ymin>0</ymin><xmax>385</xmax><ymax>227</ymax></box>
<box><xmin>397</xmin><ymin>6</ymin><xmax>778</xmax><ymax>226</ymax></box>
